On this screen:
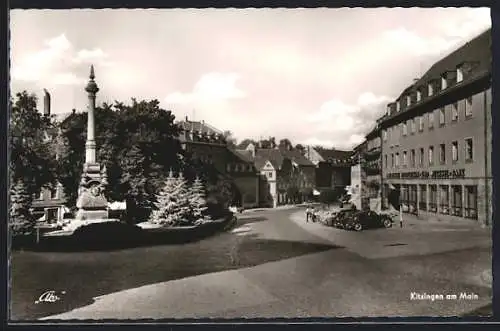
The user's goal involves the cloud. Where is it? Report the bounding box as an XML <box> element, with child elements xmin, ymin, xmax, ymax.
<box><xmin>164</xmin><ymin>72</ymin><xmax>246</xmax><ymax>105</ymax></box>
<box><xmin>73</xmin><ymin>48</ymin><xmax>114</xmax><ymax>66</ymax></box>
<box><xmin>306</xmin><ymin>92</ymin><xmax>392</xmax><ymax>149</ymax></box>
<box><xmin>11</xmin><ymin>34</ymin><xmax>72</xmax><ymax>82</ymax></box>
<box><xmin>383</xmin><ymin>28</ymin><xmax>458</xmax><ymax>57</ymax></box>
<box><xmin>383</xmin><ymin>8</ymin><xmax>490</xmax><ymax>57</ymax></box>
<box><xmin>51</xmin><ymin>73</ymin><xmax>84</xmax><ymax>86</ymax></box>
<box><xmin>11</xmin><ymin>33</ymin><xmax>114</xmax><ymax>86</ymax></box>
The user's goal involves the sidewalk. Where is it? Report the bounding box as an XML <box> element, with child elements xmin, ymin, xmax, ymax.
<box><xmin>289</xmin><ymin>211</ymin><xmax>492</xmax><ymax>260</ymax></box>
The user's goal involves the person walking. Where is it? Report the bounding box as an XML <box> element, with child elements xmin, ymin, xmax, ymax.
<box><xmin>306</xmin><ymin>206</ymin><xmax>311</xmax><ymax>222</ymax></box>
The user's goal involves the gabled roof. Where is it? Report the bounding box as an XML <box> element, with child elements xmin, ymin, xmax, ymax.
<box><xmin>314</xmin><ymin>147</ymin><xmax>353</xmax><ymax>161</ymax></box>
<box><xmin>177</xmin><ymin>120</ymin><xmax>223</xmax><ymax>135</ymax></box>
<box><xmin>254</xmin><ymin>148</ymin><xmax>284</xmax><ymax>170</ymax></box>
<box><xmin>390</xmin><ymin>28</ymin><xmax>491</xmax><ymax>115</ymax></box>
<box><xmin>280</xmin><ymin>149</ymin><xmax>315</xmax><ymax>166</ymax></box>
<box><xmin>230</xmin><ymin>148</ymin><xmax>255</xmax><ymax>163</ymax></box>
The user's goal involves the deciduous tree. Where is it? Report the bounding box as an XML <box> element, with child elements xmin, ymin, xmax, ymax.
<box><xmin>9</xmin><ymin>91</ymin><xmax>58</xmax><ymax>234</ymax></box>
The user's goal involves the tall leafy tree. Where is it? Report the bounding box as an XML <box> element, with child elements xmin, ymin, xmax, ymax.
<box><xmin>279</xmin><ymin>138</ymin><xmax>293</xmax><ymax>150</ymax></box>
<box><xmin>9</xmin><ymin>91</ymin><xmax>58</xmax><ymax>234</ymax></box>
<box><xmin>223</xmin><ymin>130</ymin><xmax>237</xmax><ymax>148</ymax></box>
<box><xmin>57</xmin><ymin>98</ymin><xmax>184</xmax><ymax>222</ymax></box>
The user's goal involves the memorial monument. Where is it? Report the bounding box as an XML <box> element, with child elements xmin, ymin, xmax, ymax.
<box><xmin>57</xmin><ymin>65</ymin><xmax>118</xmax><ymax>233</ymax></box>
<box><xmin>74</xmin><ymin>65</ymin><xmax>110</xmax><ymax>221</ymax></box>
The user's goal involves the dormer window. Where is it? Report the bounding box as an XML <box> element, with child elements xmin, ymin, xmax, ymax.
<box><xmin>396</xmin><ymin>100</ymin><xmax>401</xmax><ymax>112</ymax></box>
<box><xmin>386</xmin><ymin>105</ymin><xmax>391</xmax><ymax>115</ymax></box>
<box><xmin>441</xmin><ymin>74</ymin><xmax>447</xmax><ymax>90</ymax></box>
<box><xmin>406</xmin><ymin>95</ymin><xmax>411</xmax><ymax>107</ymax></box>
<box><xmin>428</xmin><ymin>82</ymin><xmax>434</xmax><ymax>96</ymax></box>
<box><xmin>457</xmin><ymin>65</ymin><xmax>464</xmax><ymax>83</ymax></box>
<box><xmin>416</xmin><ymin>89</ymin><xmax>422</xmax><ymax>102</ymax></box>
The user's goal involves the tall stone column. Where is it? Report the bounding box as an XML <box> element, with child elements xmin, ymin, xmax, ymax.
<box><xmin>85</xmin><ymin>65</ymin><xmax>98</xmax><ymax>165</ymax></box>
<box><xmin>74</xmin><ymin>65</ymin><xmax>110</xmax><ymax>222</ymax></box>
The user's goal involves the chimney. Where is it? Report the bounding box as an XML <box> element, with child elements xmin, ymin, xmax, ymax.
<box><xmin>72</xmin><ymin>108</ymin><xmax>76</xmax><ymax>114</ymax></box>
<box><xmin>43</xmin><ymin>89</ymin><xmax>51</xmax><ymax>116</ymax></box>
<box><xmin>185</xmin><ymin>115</ymin><xmax>188</xmax><ymax>121</ymax></box>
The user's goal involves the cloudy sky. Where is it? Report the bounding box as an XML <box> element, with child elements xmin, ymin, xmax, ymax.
<box><xmin>10</xmin><ymin>8</ymin><xmax>490</xmax><ymax>149</ymax></box>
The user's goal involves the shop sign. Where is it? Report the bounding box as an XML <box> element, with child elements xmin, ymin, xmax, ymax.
<box><xmin>386</xmin><ymin>169</ymin><xmax>465</xmax><ymax>180</ymax></box>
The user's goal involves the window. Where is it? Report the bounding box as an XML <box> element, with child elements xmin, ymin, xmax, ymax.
<box><xmin>419</xmin><ymin>185</ymin><xmax>427</xmax><ymax>211</ymax></box>
<box><xmin>419</xmin><ymin>116</ymin><xmax>424</xmax><ymax>131</ymax></box>
<box><xmin>451</xmin><ymin>186</ymin><xmax>463</xmax><ymax>217</ymax></box>
<box><xmin>465</xmin><ymin>138</ymin><xmax>473</xmax><ymax>161</ymax></box>
<box><xmin>411</xmin><ymin>119</ymin><xmax>416</xmax><ymax>133</ymax></box>
<box><xmin>403</xmin><ymin>151</ymin><xmax>407</xmax><ymax>167</ymax></box>
<box><xmin>384</xmin><ymin>154</ymin><xmax>388</xmax><ymax>168</ymax></box>
<box><xmin>441</xmin><ymin>75</ymin><xmax>447</xmax><ymax>90</ymax></box>
<box><xmin>452</xmin><ymin>141</ymin><xmax>458</xmax><ymax>162</ymax></box>
<box><xmin>416</xmin><ymin>90</ymin><xmax>422</xmax><ymax>102</ymax></box>
<box><xmin>465</xmin><ymin>96</ymin><xmax>473</xmax><ymax>117</ymax></box>
<box><xmin>50</xmin><ymin>186</ymin><xmax>58</xmax><ymax>200</ymax></box>
<box><xmin>226</xmin><ymin>164</ymin><xmax>232</xmax><ymax>172</ymax></box>
<box><xmin>383</xmin><ymin>130</ymin><xmax>387</xmax><ymax>141</ymax></box>
<box><xmin>439</xmin><ymin>185</ymin><xmax>449</xmax><ymax>215</ymax></box>
<box><xmin>464</xmin><ymin>186</ymin><xmax>478</xmax><ymax>219</ymax></box>
<box><xmin>419</xmin><ymin>148</ymin><xmax>424</xmax><ymax>166</ymax></box>
<box><xmin>429</xmin><ymin>185</ymin><xmax>438</xmax><ymax>213</ymax></box>
<box><xmin>439</xmin><ymin>108</ymin><xmax>445</xmax><ymax>126</ymax></box>
<box><xmin>395</xmin><ymin>153</ymin><xmax>400</xmax><ymax>167</ymax></box>
<box><xmin>267</xmin><ymin>171</ymin><xmax>273</xmax><ymax>179</ymax></box>
<box><xmin>406</xmin><ymin>95</ymin><xmax>411</xmax><ymax>107</ymax></box>
<box><xmin>402</xmin><ymin>123</ymin><xmax>408</xmax><ymax>136</ymax></box>
<box><xmin>439</xmin><ymin>144</ymin><xmax>446</xmax><ymax>165</ymax></box>
<box><xmin>457</xmin><ymin>66</ymin><xmax>464</xmax><ymax>83</ymax></box>
<box><xmin>386</xmin><ymin>105</ymin><xmax>391</xmax><ymax>115</ymax></box>
<box><xmin>428</xmin><ymin>111</ymin><xmax>434</xmax><ymax>128</ymax></box>
<box><xmin>451</xmin><ymin>102</ymin><xmax>458</xmax><ymax>121</ymax></box>
<box><xmin>37</xmin><ymin>190</ymin><xmax>44</xmax><ymax>200</ymax></box>
<box><xmin>391</xmin><ymin>154</ymin><xmax>395</xmax><ymax>168</ymax></box>
<box><xmin>410</xmin><ymin>149</ymin><xmax>416</xmax><ymax>167</ymax></box>
<box><xmin>428</xmin><ymin>83</ymin><xmax>434</xmax><ymax>96</ymax></box>
<box><xmin>428</xmin><ymin>146</ymin><xmax>434</xmax><ymax>165</ymax></box>
<box><xmin>396</xmin><ymin>101</ymin><xmax>401</xmax><ymax>112</ymax></box>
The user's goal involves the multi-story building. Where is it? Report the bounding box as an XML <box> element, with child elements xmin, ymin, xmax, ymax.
<box><xmin>177</xmin><ymin>117</ymin><xmax>260</xmax><ymax>208</ymax></box>
<box><xmin>364</xmin><ymin>118</ymin><xmax>383</xmax><ymax>198</ymax></box>
<box><xmin>177</xmin><ymin>117</ymin><xmax>230</xmax><ymax>174</ymax></box>
<box><xmin>380</xmin><ymin>28</ymin><xmax>492</xmax><ymax>226</ymax></box>
<box><xmin>244</xmin><ymin>143</ymin><xmax>316</xmax><ymax>207</ymax></box>
<box><xmin>303</xmin><ymin>146</ymin><xmax>352</xmax><ymax>195</ymax></box>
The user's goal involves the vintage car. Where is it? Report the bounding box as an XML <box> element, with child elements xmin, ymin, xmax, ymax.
<box><xmin>331</xmin><ymin>207</ymin><xmax>358</xmax><ymax>228</ymax></box>
<box><xmin>343</xmin><ymin>210</ymin><xmax>394</xmax><ymax>231</ymax></box>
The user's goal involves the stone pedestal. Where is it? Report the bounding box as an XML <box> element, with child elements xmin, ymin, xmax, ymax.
<box><xmin>75</xmin><ymin>163</ymin><xmax>109</xmax><ymax>220</ymax></box>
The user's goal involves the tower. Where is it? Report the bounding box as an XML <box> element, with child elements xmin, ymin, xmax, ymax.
<box><xmin>74</xmin><ymin>65</ymin><xmax>110</xmax><ymax>221</ymax></box>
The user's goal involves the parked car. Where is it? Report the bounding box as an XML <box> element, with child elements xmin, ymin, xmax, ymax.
<box><xmin>331</xmin><ymin>208</ymin><xmax>358</xmax><ymax>229</ymax></box>
<box><xmin>343</xmin><ymin>210</ymin><xmax>393</xmax><ymax>231</ymax></box>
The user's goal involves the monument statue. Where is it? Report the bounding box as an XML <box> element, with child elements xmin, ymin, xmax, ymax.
<box><xmin>74</xmin><ymin>65</ymin><xmax>110</xmax><ymax>221</ymax></box>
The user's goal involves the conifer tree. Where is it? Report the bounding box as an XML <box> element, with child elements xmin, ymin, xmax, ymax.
<box><xmin>173</xmin><ymin>172</ymin><xmax>192</xmax><ymax>225</ymax></box>
<box><xmin>10</xmin><ymin>179</ymin><xmax>35</xmax><ymax>235</ymax></box>
<box><xmin>148</xmin><ymin>170</ymin><xmax>181</xmax><ymax>226</ymax></box>
<box><xmin>189</xmin><ymin>176</ymin><xmax>209</xmax><ymax>224</ymax></box>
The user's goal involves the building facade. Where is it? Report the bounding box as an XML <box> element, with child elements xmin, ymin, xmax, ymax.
<box><xmin>248</xmin><ymin>144</ymin><xmax>316</xmax><ymax>208</ymax></box>
<box><xmin>303</xmin><ymin>146</ymin><xmax>352</xmax><ymax>194</ymax></box>
<box><xmin>379</xmin><ymin>29</ymin><xmax>492</xmax><ymax>226</ymax></box>
<box><xmin>178</xmin><ymin>117</ymin><xmax>260</xmax><ymax>208</ymax></box>
<box><xmin>364</xmin><ymin>120</ymin><xmax>383</xmax><ymax>199</ymax></box>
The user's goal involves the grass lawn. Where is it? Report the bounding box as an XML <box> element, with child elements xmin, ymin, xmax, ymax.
<box><xmin>10</xmin><ymin>229</ymin><xmax>334</xmax><ymax>321</ymax></box>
